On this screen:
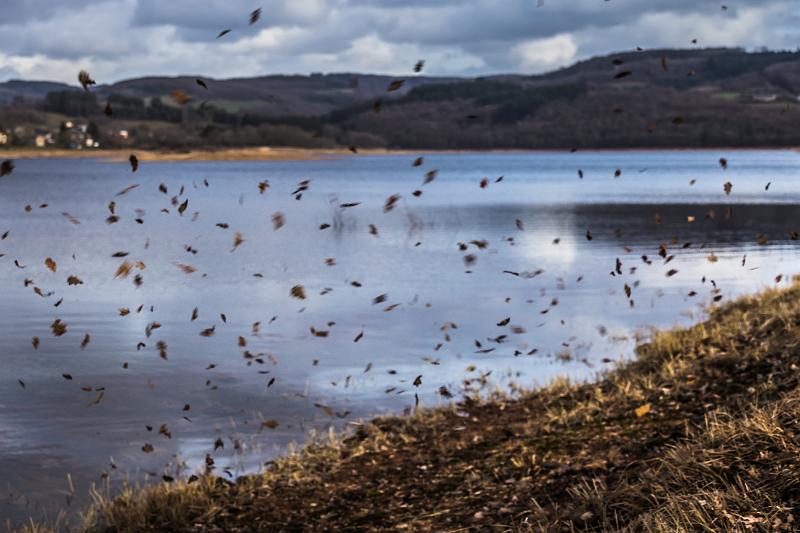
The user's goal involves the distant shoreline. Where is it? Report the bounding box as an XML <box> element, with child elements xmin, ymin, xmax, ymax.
<box><xmin>0</xmin><ymin>146</ymin><xmax>386</xmax><ymax>162</ymax></box>
<box><xmin>0</xmin><ymin>145</ymin><xmax>797</xmax><ymax>162</ymax></box>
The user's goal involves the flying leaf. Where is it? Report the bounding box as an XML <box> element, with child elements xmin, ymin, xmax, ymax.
<box><xmin>231</xmin><ymin>231</ymin><xmax>244</xmax><ymax>252</ymax></box>
<box><xmin>171</xmin><ymin>90</ymin><xmax>191</xmax><ymax>105</ymax></box>
<box><xmin>387</xmin><ymin>80</ymin><xmax>405</xmax><ymax>92</ymax></box>
<box><xmin>723</xmin><ymin>181</ymin><xmax>732</xmax><ymax>195</ymax></box>
<box><xmin>51</xmin><ymin>319</ymin><xmax>67</xmax><ymax>336</ymax></box>
<box><xmin>114</xmin><ymin>261</ymin><xmax>133</xmax><ymax>279</ymax></box>
<box><xmin>290</xmin><ymin>285</ymin><xmax>306</xmax><ymax>300</ymax></box>
<box><xmin>78</xmin><ymin>70</ymin><xmax>96</xmax><ymax>91</ymax></box>
<box><xmin>0</xmin><ymin>160</ymin><xmax>14</xmax><ymax>177</ymax></box>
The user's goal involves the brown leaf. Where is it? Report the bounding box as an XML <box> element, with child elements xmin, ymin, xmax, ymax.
<box><xmin>387</xmin><ymin>79</ymin><xmax>405</xmax><ymax>92</ymax></box>
<box><xmin>51</xmin><ymin>319</ymin><xmax>67</xmax><ymax>336</ymax></box>
<box><xmin>0</xmin><ymin>160</ymin><xmax>14</xmax><ymax>177</ymax></box>
<box><xmin>176</xmin><ymin>263</ymin><xmax>197</xmax><ymax>274</ymax></box>
<box><xmin>290</xmin><ymin>285</ymin><xmax>306</xmax><ymax>300</ymax></box>
<box><xmin>78</xmin><ymin>70</ymin><xmax>96</xmax><ymax>90</ymax></box>
<box><xmin>723</xmin><ymin>181</ymin><xmax>732</xmax><ymax>195</ymax></box>
<box><xmin>156</xmin><ymin>340</ymin><xmax>168</xmax><ymax>359</ymax></box>
<box><xmin>114</xmin><ymin>261</ymin><xmax>133</xmax><ymax>279</ymax></box>
<box><xmin>271</xmin><ymin>212</ymin><xmax>285</xmax><ymax>230</ymax></box>
<box><xmin>383</xmin><ymin>194</ymin><xmax>401</xmax><ymax>213</ymax></box>
<box><xmin>170</xmin><ymin>90</ymin><xmax>191</xmax><ymax>105</ymax></box>
<box><xmin>231</xmin><ymin>231</ymin><xmax>244</xmax><ymax>252</ymax></box>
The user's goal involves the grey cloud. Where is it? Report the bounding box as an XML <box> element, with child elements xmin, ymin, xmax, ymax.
<box><xmin>0</xmin><ymin>0</ymin><xmax>99</xmax><ymax>25</ymax></box>
<box><xmin>132</xmin><ymin>0</ymin><xmax>331</xmax><ymax>35</ymax></box>
<box><xmin>0</xmin><ymin>0</ymin><xmax>795</xmax><ymax>83</ymax></box>
<box><xmin>0</xmin><ymin>65</ymin><xmax>21</xmax><ymax>79</ymax></box>
<box><xmin>133</xmin><ymin>0</ymin><xmax>269</xmax><ymax>32</ymax></box>
<box><xmin>363</xmin><ymin>0</ymin><xmax>719</xmax><ymax>47</ymax></box>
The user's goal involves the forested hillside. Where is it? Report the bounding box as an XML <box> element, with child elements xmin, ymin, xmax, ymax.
<box><xmin>2</xmin><ymin>47</ymin><xmax>799</xmax><ymax>150</ymax></box>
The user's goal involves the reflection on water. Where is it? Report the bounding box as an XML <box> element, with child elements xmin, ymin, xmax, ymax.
<box><xmin>1</xmin><ymin>150</ymin><xmax>799</xmax><ymax>526</ymax></box>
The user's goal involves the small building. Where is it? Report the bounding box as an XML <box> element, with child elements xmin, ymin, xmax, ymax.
<box><xmin>752</xmin><ymin>93</ymin><xmax>778</xmax><ymax>103</ymax></box>
<box><xmin>34</xmin><ymin>131</ymin><xmax>54</xmax><ymax>148</ymax></box>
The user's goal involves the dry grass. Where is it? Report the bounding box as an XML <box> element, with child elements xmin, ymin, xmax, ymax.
<box><xmin>21</xmin><ymin>282</ymin><xmax>800</xmax><ymax>532</ymax></box>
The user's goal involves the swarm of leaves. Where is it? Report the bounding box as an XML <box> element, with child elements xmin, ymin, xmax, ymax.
<box><xmin>72</xmin><ymin>282</ymin><xmax>800</xmax><ymax>532</ymax></box>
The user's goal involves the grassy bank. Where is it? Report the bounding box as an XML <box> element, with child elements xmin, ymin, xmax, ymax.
<box><xmin>26</xmin><ymin>283</ymin><xmax>800</xmax><ymax>532</ymax></box>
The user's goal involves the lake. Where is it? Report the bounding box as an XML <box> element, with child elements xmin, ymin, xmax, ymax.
<box><xmin>2</xmin><ymin>149</ymin><xmax>800</xmax><ymax>527</ymax></box>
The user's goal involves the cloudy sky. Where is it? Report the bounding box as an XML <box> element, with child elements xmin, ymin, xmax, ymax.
<box><xmin>0</xmin><ymin>0</ymin><xmax>798</xmax><ymax>83</ymax></box>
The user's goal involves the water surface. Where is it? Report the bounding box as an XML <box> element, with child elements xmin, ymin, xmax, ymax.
<box><xmin>1</xmin><ymin>150</ymin><xmax>799</xmax><ymax>526</ymax></box>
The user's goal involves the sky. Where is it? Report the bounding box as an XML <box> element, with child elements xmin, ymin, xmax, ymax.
<box><xmin>0</xmin><ymin>0</ymin><xmax>798</xmax><ymax>84</ymax></box>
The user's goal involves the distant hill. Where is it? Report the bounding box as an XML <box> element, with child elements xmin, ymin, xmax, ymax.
<box><xmin>0</xmin><ymin>80</ymin><xmax>72</xmax><ymax>105</ymax></box>
<box><xmin>2</xmin><ymin>47</ymin><xmax>799</xmax><ymax>149</ymax></box>
<box><xmin>330</xmin><ymin>47</ymin><xmax>800</xmax><ymax>149</ymax></box>
<box><xmin>96</xmin><ymin>74</ymin><xmax>462</xmax><ymax>117</ymax></box>
<box><xmin>0</xmin><ymin>73</ymin><xmax>460</xmax><ymax>116</ymax></box>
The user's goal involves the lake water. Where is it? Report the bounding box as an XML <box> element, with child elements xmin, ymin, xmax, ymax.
<box><xmin>2</xmin><ymin>150</ymin><xmax>800</xmax><ymax>527</ymax></box>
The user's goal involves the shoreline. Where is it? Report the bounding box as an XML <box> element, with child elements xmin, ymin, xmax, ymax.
<box><xmin>29</xmin><ymin>281</ymin><xmax>800</xmax><ymax>532</ymax></box>
<box><xmin>0</xmin><ymin>147</ymin><xmax>378</xmax><ymax>162</ymax></box>
<box><xmin>1</xmin><ymin>145</ymin><xmax>798</xmax><ymax>162</ymax></box>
